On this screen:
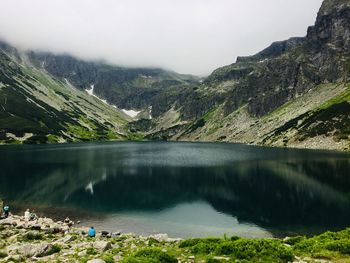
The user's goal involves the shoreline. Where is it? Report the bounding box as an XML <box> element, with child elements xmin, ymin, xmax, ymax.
<box><xmin>1</xmin><ymin>214</ymin><xmax>350</xmax><ymax>262</ymax></box>
<box><xmin>1</xmin><ymin>139</ymin><xmax>349</xmax><ymax>154</ymax></box>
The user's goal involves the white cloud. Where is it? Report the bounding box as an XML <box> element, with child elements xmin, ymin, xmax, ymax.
<box><xmin>0</xmin><ymin>0</ymin><xmax>323</xmax><ymax>75</ymax></box>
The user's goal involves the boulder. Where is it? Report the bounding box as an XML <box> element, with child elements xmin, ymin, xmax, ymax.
<box><xmin>149</xmin><ymin>234</ymin><xmax>169</xmax><ymax>242</ymax></box>
<box><xmin>101</xmin><ymin>231</ymin><xmax>109</xmax><ymax>237</ymax></box>
<box><xmin>78</xmin><ymin>250</ymin><xmax>87</xmax><ymax>257</ymax></box>
<box><xmin>93</xmin><ymin>241</ymin><xmax>111</xmax><ymax>252</ymax></box>
<box><xmin>112</xmin><ymin>231</ymin><xmax>121</xmax><ymax>237</ymax></box>
<box><xmin>0</xmin><ymin>218</ymin><xmax>17</xmax><ymax>226</ymax></box>
<box><xmin>62</xmin><ymin>235</ymin><xmax>75</xmax><ymax>243</ymax></box>
<box><xmin>15</xmin><ymin>243</ymin><xmax>53</xmax><ymax>257</ymax></box>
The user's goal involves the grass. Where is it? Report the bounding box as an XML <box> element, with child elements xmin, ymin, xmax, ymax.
<box><xmin>318</xmin><ymin>84</ymin><xmax>350</xmax><ymax>110</ymax></box>
<box><xmin>292</xmin><ymin>229</ymin><xmax>350</xmax><ymax>259</ymax></box>
<box><xmin>122</xmin><ymin>248</ymin><xmax>177</xmax><ymax>263</ymax></box>
<box><xmin>44</xmin><ymin>244</ymin><xmax>61</xmax><ymax>256</ymax></box>
<box><xmin>126</xmin><ymin>132</ymin><xmax>144</xmax><ymax>141</ymax></box>
<box><xmin>0</xmin><ymin>251</ymin><xmax>8</xmax><ymax>259</ymax></box>
<box><xmin>179</xmin><ymin>237</ymin><xmax>293</xmax><ymax>262</ymax></box>
<box><xmin>22</xmin><ymin>232</ymin><xmax>43</xmax><ymax>241</ymax></box>
<box><xmin>2</xmin><ymin>226</ymin><xmax>350</xmax><ymax>262</ymax></box>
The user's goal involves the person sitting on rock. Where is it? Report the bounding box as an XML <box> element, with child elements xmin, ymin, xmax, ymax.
<box><xmin>3</xmin><ymin>204</ymin><xmax>10</xmax><ymax>218</ymax></box>
<box><xmin>24</xmin><ymin>209</ymin><xmax>30</xmax><ymax>221</ymax></box>
<box><xmin>30</xmin><ymin>210</ymin><xmax>37</xmax><ymax>221</ymax></box>
<box><xmin>88</xmin><ymin>226</ymin><xmax>96</xmax><ymax>237</ymax></box>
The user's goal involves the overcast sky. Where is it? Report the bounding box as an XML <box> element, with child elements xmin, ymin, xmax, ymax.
<box><xmin>0</xmin><ymin>0</ymin><xmax>323</xmax><ymax>75</ymax></box>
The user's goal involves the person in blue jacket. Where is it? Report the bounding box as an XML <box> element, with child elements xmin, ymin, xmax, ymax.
<box><xmin>88</xmin><ymin>226</ymin><xmax>96</xmax><ymax>237</ymax></box>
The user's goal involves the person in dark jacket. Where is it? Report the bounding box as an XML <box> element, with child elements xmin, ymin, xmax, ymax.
<box><xmin>3</xmin><ymin>204</ymin><xmax>10</xmax><ymax>218</ymax></box>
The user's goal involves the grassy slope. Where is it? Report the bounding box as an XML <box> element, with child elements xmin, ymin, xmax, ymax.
<box><xmin>175</xmin><ymin>83</ymin><xmax>350</xmax><ymax>151</ymax></box>
<box><xmin>0</xmin><ymin>51</ymin><xmax>131</xmax><ymax>144</ymax></box>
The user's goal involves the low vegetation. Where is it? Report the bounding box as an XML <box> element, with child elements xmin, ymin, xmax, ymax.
<box><xmin>1</xmin><ymin>216</ymin><xmax>350</xmax><ymax>263</ymax></box>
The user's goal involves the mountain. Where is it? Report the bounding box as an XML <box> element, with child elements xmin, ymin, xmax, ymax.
<box><xmin>1</xmin><ymin>0</ymin><xmax>349</xmax><ymax>151</ymax></box>
<box><xmin>0</xmin><ymin>41</ymin><xmax>132</xmax><ymax>144</ymax></box>
<box><xmin>0</xmin><ymin>40</ymin><xmax>198</xmax><ymax>144</ymax></box>
<box><xmin>140</xmin><ymin>0</ymin><xmax>350</xmax><ymax>151</ymax></box>
<box><xmin>27</xmin><ymin>51</ymin><xmax>199</xmax><ymax>118</ymax></box>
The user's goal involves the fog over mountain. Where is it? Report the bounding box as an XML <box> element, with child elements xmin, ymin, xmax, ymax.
<box><xmin>0</xmin><ymin>0</ymin><xmax>323</xmax><ymax>75</ymax></box>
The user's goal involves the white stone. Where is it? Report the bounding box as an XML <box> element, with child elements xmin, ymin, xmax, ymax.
<box><xmin>87</xmin><ymin>259</ymin><xmax>106</xmax><ymax>263</ymax></box>
<box><xmin>149</xmin><ymin>233</ymin><xmax>169</xmax><ymax>242</ymax></box>
<box><xmin>78</xmin><ymin>250</ymin><xmax>87</xmax><ymax>257</ymax></box>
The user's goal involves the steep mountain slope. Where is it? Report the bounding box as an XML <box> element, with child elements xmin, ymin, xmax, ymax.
<box><xmin>142</xmin><ymin>0</ymin><xmax>350</xmax><ymax>151</ymax></box>
<box><xmin>0</xmin><ymin>42</ymin><xmax>130</xmax><ymax>144</ymax></box>
<box><xmin>27</xmin><ymin>51</ymin><xmax>199</xmax><ymax>117</ymax></box>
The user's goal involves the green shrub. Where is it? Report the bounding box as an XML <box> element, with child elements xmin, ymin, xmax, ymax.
<box><xmin>292</xmin><ymin>238</ymin><xmax>318</xmax><ymax>253</ymax></box>
<box><xmin>191</xmin><ymin>242</ymin><xmax>217</xmax><ymax>254</ymax></box>
<box><xmin>23</xmin><ymin>231</ymin><xmax>43</xmax><ymax>241</ymax></box>
<box><xmin>86</xmin><ymin>247</ymin><xmax>97</xmax><ymax>255</ymax></box>
<box><xmin>45</xmin><ymin>244</ymin><xmax>61</xmax><ymax>256</ymax></box>
<box><xmin>216</xmin><ymin>239</ymin><xmax>293</xmax><ymax>262</ymax></box>
<box><xmin>230</xmin><ymin>236</ymin><xmax>240</xmax><ymax>242</ymax></box>
<box><xmin>283</xmin><ymin>236</ymin><xmax>306</xmax><ymax>246</ymax></box>
<box><xmin>179</xmin><ymin>238</ymin><xmax>222</xmax><ymax>248</ymax></box>
<box><xmin>122</xmin><ymin>248</ymin><xmax>177</xmax><ymax>263</ymax></box>
<box><xmin>0</xmin><ymin>250</ymin><xmax>8</xmax><ymax>258</ymax></box>
<box><xmin>179</xmin><ymin>238</ymin><xmax>201</xmax><ymax>248</ymax></box>
<box><xmin>148</xmin><ymin>237</ymin><xmax>160</xmax><ymax>246</ymax></box>
<box><xmin>103</xmin><ymin>255</ymin><xmax>115</xmax><ymax>263</ymax></box>
<box><xmin>206</xmin><ymin>258</ymin><xmax>221</xmax><ymax>263</ymax></box>
<box><xmin>325</xmin><ymin>240</ymin><xmax>350</xmax><ymax>254</ymax></box>
<box><xmin>292</xmin><ymin>228</ymin><xmax>350</xmax><ymax>256</ymax></box>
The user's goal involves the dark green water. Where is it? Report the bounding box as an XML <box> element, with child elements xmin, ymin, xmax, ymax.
<box><xmin>1</xmin><ymin>142</ymin><xmax>350</xmax><ymax>238</ymax></box>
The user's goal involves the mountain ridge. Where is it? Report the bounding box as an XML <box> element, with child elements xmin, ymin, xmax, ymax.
<box><xmin>0</xmin><ymin>0</ymin><xmax>349</xmax><ymax>150</ymax></box>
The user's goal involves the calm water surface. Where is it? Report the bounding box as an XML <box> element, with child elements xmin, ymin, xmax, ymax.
<box><xmin>0</xmin><ymin>142</ymin><xmax>350</xmax><ymax>238</ymax></box>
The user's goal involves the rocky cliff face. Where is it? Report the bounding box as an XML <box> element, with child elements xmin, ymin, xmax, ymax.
<box><xmin>145</xmin><ymin>0</ymin><xmax>350</xmax><ymax>151</ymax></box>
<box><xmin>27</xmin><ymin>51</ymin><xmax>199</xmax><ymax>113</ymax></box>
<box><xmin>204</xmin><ymin>0</ymin><xmax>350</xmax><ymax>118</ymax></box>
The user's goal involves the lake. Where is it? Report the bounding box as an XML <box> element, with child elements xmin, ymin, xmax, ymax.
<box><xmin>0</xmin><ymin>141</ymin><xmax>350</xmax><ymax>238</ymax></box>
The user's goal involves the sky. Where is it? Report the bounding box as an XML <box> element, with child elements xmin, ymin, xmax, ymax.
<box><xmin>0</xmin><ymin>0</ymin><xmax>323</xmax><ymax>75</ymax></box>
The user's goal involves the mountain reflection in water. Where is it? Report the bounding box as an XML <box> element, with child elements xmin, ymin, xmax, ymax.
<box><xmin>0</xmin><ymin>142</ymin><xmax>349</xmax><ymax>238</ymax></box>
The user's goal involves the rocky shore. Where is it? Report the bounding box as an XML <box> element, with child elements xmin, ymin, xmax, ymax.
<box><xmin>1</xmin><ymin>214</ymin><xmax>350</xmax><ymax>262</ymax></box>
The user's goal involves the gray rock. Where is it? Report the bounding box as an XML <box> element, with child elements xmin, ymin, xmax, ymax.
<box><xmin>0</xmin><ymin>218</ymin><xmax>17</xmax><ymax>226</ymax></box>
<box><xmin>149</xmin><ymin>233</ymin><xmax>168</xmax><ymax>242</ymax></box>
<box><xmin>112</xmin><ymin>231</ymin><xmax>121</xmax><ymax>237</ymax></box>
<box><xmin>101</xmin><ymin>230</ymin><xmax>109</xmax><ymax>237</ymax></box>
<box><xmin>87</xmin><ymin>259</ymin><xmax>106</xmax><ymax>263</ymax></box>
<box><xmin>113</xmin><ymin>255</ymin><xmax>123</xmax><ymax>262</ymax></box>
<box><xmin>93</xmin><ymin>241</ymin><xmax>111</xmax><ymax>252</ymax></box>
<box><xmin>78</xmin><ymin>250</ymin><xmax>87</xmax><ymax>257</ymax></box>
<box><xmin>62</xmin><ymin>235</ymin><xmax>75</xmax><ymax>243</ymax></box>
<box><xmin>15</xmin><ymin>243</ymin><xmax>53</xmax><ymax>257</ymax></box>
